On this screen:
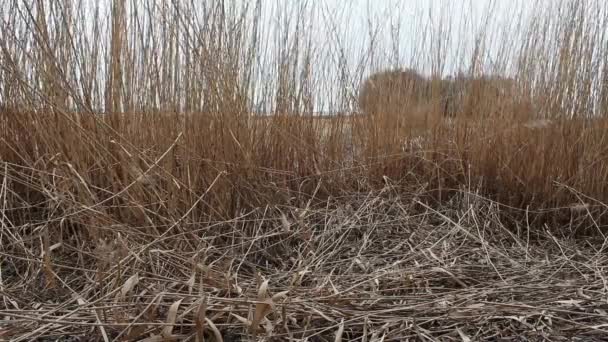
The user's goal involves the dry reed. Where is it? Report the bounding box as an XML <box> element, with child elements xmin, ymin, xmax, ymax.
<box><xmin>2</xmin><ymin>0</ymin><xmax>608</xmax><ymax>340</ymax></box>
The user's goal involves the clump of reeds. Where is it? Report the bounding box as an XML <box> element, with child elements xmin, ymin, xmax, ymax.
<box><xmin>2</xmin><ymin>0</ymin><xmax>608</xmax><ymax>340</ymax></box>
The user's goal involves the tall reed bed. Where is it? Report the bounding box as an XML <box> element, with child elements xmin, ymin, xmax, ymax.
<box><xmin>1</xmin><ymin>0</ymin><xmax>607</xmax><ymax>232</ymax></box>
<box><xmin>4</xmin><ymin>1</ymin><xmax>608</xmax><ymax>340</ymax></box>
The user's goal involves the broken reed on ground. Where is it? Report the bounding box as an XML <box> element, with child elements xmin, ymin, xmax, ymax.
<box><xmin>4</xmin><ymin>190</ymin><xmax>608</xmax><ymax>340</ymax></box>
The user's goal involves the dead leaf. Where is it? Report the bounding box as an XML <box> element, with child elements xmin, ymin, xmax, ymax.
<box><xmin>280</xmin><ymin>213</ymin><xmax>291</xmax><ymax>232</ymax></box>
<box><xmin>195</xmin><ymin>297</ymin><xmax>207</xmax><ymax>342</ymax></box>
<box><xmin>257</xmin><ymin>278</ymin><xmax>269</xmax><ymax>299</ymax></box>
<box><xmin>334</xmin><ymin>319</ymin><xmax>345</xmax><ymax>342</ymax></box>
<box><xmin>162</xmin><ymin>298</ymin><xmax>183</xmax><ymax>338</ymax></box>
<box><xmin>554</xmin><ymin>299</ymin><xmax>584</xmax><ymax>307</ymax></box>
<box><xmin>577</xmin><ymin>288</ymin><xmax>592</xmax><ymax>300</ymax></box>
<box><xmin>456</xmin><ymin>327</ymin><xmax>471</xmax><ymax>342</ymax></box>
<box><xmin>120</xmin><ymin>273</ymin><xmax>140</xmax><ymax>299</ymax></box>
<box><xmin>49</xmin><ymin>242</ymin><xmax>63</xmax><ymax>251</ymax></box>
<box><xmin>272</xmin><ymin>290</ymin><xmax>289</xmax><ymax>301</ymax></box>
<box><xmin>251</xmin><ymin>298</ymin><xmax>274</xmax><ymax>333</ymax></box>
<box><xmin>465</xmin><ymin>303</ymin><xmax>485</xmax><ymax>310</ymax></box>
<box><xmin>568</xmin><ymin>203</ymin><xmax>590</xmax><ymax>212</ymax></box>
<box><xmin>187</xmin><ymin>273</ymin><xmax>196</xmax><ymax>295</ymax></box>
<box><xmin>231</xmin><ymin>313</ymin><xmax>252</xmax><ymax>327</ymax></box>
<box><xmin>205</xmin><ymin>317</ymin><xmax>223</xmax><ymax>342</ymax></box>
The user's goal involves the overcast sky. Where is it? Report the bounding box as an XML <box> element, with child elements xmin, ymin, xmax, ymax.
<box><xmin>258</xmin><ymin>0</ymin><xmax>541</xmax><ymax>71</ymax></box>
<box><xmin>2</xmin><ymin>0</ymin><xmax>605</xmax><ymax>113</ymax></box>
<box><xmin>247</xmin><ymin>0</ymin><xmax>551</xmax><ymax>111</ymax></box>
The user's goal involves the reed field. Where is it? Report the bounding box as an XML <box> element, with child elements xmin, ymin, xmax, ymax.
<box><xmin>3</xmin><ymin>0</ymin><xmax>608</xmax><ymax>340</ymax></box>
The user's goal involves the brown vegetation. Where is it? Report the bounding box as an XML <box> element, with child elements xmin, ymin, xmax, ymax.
<box><xmin>358</xmin><ymin>68</ymin><xmax>431</xmax><ymax>114</ymax></box>
<box><xmin>357</xmin><ymin>68</ymin><xmax>443</xmax><ymax>136</ymax></box>
<box><xmin>358</xmin><ymin>69</ymin><xmax>537</xmax><ymax>135</ymax></box>
<box><xmin>2</xmin><ymin>0</ymin><xmax>608</xmax><ymax>340</ymax></box>
<box><xmin>441</xmin><ymin>73</ymin><xmax>537</xmax><ymax>122</ymax></box>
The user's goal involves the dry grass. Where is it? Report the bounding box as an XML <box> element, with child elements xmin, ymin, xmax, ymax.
<box><xmin>2</xmin><ymin>0</ymin><xmax>608</xmax><ymax>340</ymax></box>
<box><xmin>3</xmin><ymin>192</ymin><xmax>608</xmax><ymax>340</ymax></box>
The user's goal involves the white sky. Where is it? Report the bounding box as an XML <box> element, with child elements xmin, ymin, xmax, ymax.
<box><xmin>249</xmin><ymin>0</ymin><xmax>553</xmax><ymax>111</ymax></box>
<box><xmin>2</xmin><ymin>0</ymin><xmax>606</xmax><ymax>113</ymax></box>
